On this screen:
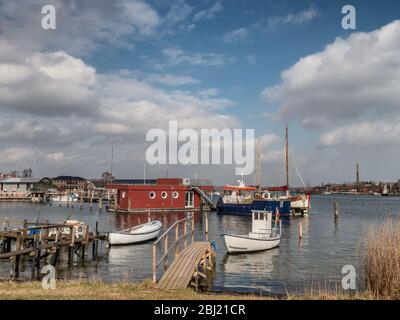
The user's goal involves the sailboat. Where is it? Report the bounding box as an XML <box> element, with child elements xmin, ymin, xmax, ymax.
<box><xmin>265</xmin><ymin>125</ymin><xmax>310</xmax><ymax>216</ymax></box>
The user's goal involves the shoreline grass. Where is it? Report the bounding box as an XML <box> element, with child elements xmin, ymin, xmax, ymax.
<box><xmin>0</xmin><ymin>279</ymin><xmax>273</xmax><ymax>300</ymax></box>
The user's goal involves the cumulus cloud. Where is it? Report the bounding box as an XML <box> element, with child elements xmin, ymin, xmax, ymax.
<box><xmin>320</xmin><ymin>120</ymin><xmax>400</xmax><ymax>147</ymax></box>
<box><xmin>262</xmin><ymin>20</ymin><xmax>400</xmax><ymax>128</ymax></box>
<box><xmin>0</xmin><ymin>0</ymin><xmax>161</xmax><ymax>56</ymax></box>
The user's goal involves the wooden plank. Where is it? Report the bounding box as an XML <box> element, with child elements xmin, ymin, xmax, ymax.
<box><xmin>157</xmin><ymin>241</ymin><xmax>212</xmax><ymax>290</ymax></box>
<box><xmin>157</xmin><ymin>242</ymin><xmax>202</xmax><ymax>289</ymax></box>
<box><xmin>157</xmin><ymin>243</ymin><xmax>201</xmax><ymax>289</ymax></box>
<box><xmin>161</xmin><ymin>244</ymin><xmax>204</xmax><ymax>290</ymax></box>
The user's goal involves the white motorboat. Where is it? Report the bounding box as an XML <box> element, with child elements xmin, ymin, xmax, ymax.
<box><xmin>51</xmin><ymin>193</ymin><xmax>79</xmax><ymax>202</ymax></box>
<box><xmin>108</xmin><ymin>220</ymin><xmax>162</xmax><ymax>245</ymax></box>
<box><xmin>47</xmin><ymin>220</ymin><xmax>87</xmax><ymax>238</ymax></box>
<box><xmin>223</xmin><ymin>210</ymin><xmax>281</xmax><ymax>254</ymax></box>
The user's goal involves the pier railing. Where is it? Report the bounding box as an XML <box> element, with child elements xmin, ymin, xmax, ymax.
<box><xmin>152</xmin><ymin>215</ymin><xmax>195</xmax><ymax>283</ymax></box>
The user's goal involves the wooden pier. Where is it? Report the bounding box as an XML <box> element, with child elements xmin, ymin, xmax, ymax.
<box><xmin>152</xmin><ymin>212</ymin><xmax>215</xmax><ymax>291</ymax></box>
<box><xmin>0</xmin><ymin>219</ymin><xmax>107</xmax><ymax>278</ymax></box>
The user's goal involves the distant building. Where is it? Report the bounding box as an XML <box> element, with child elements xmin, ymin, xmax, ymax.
<box><xmin>0</xmin><ymin>177</ymin><xmax>52</xmax><ymax>202</ymax></box>
<box><xmin>52</xmin><ymin>176</ymin><xmax>86</xmax><ymax>191</ymax></box>
<box><xmin>0</xmin><ymin>172</ymin><xmax>17</xmax><ymax>179</ymax></box>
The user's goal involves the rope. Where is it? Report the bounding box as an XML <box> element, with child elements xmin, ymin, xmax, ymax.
<box><xmin>290</xmin><ymin>148</ymin><xmax>307</xmax><ymax>188</ymax></box>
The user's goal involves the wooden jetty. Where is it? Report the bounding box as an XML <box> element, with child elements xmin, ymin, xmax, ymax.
<box><xmin>152</xmin><ymin>212</ymin><xmax>215</xmax><ymax>291</ymax></box>
<box><xmin>0</xmin><ymin>218</ymin><xmax>107</xmax><ymax>278</ymax></box>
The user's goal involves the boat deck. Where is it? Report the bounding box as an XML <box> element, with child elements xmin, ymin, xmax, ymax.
<box><xmin>157</xmin><ymin>241</ymin><xmax>214</xmax><ymax>290</ymax></box>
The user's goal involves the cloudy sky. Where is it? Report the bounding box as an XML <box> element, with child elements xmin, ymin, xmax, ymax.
<box><xmin>0</xmin><ymin>0</ymin><xmax>400</xmax><ymax>186</ymax></box>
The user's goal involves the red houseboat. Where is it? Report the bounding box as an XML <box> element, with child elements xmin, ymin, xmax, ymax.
<box><xmin>107</xmin><ymin>178</ymin><xmax>215</xmax><ymax>213</ymax></box>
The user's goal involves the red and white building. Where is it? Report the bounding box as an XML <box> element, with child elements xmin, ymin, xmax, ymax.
<box><xmin>108</xmin><ymin>178</ymin><xmax>214</xmax><ymax>212</ymax></box>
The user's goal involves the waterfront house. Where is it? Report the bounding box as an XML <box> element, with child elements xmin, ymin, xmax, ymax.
<box><xmin>0</xmin><ymin>177</ymin><xmax>53</xmax><ymax>202</ymax></box>
<box><xmin>108</xmin><ymin>178</ymin><xmax>214</xmax><ymax>212</ymax></box>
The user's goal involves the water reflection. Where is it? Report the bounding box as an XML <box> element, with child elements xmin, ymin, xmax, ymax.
<box><xmin>1</xmin><ymin>195</ymin><xmax>400</xmax><ymax>294</ymax></box>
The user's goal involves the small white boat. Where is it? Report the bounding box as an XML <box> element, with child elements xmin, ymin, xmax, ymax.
<box><xmin>223</xmin><ymin>210</ymin><xmax>281</xmax><ymax>254</ymax></box>
<box><xmin>108</xmin><ymin>220</ymin><xmax>162</xmax><ymax>245</ymax></box>
<box><xmin>48</xmin><ymin>220</ymin><xmax>87</xmax><ymax>238</ymax></box>
<box><xmin>51</xmin><ymin>193</ymin><xmax>79</xmax><ymax>202</ymax></box>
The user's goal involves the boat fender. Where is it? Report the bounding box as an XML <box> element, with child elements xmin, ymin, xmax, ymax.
<box><xmin>211</xmin><ymin>240</ymin><xmax>217</xmax><ymax>250</ymax></box>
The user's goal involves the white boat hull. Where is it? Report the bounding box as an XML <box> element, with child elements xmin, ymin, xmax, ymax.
<box><xmin>108</xmin><ymin>221</ymin><xmax>162</xmax><ymax>245</ymax></box>
<box><xmin>223</xmin><ymin>234</ymin><xmax>281</xmax><ymax>253</ymax></box>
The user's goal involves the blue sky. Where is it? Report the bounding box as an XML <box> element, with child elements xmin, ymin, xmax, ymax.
<box><xmin>1</xmin><ymin>0</ymin><xmax>400</xmax><ymax>185</ymax></box>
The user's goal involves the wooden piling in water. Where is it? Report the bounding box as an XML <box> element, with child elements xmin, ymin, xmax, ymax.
<box><xmin>334</xmin><ymin>200</ymin><xmax>339</xmax><ymax>220</ymax></box>
<box><xmin>299</xmin><ymin>222</ymin><xmax>303</xmax><ymax>240</ymax></box>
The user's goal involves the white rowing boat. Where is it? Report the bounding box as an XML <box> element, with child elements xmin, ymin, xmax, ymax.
<box><xmin>108</xmin><ymin>220</ymin><xmax>162</xmax><ymax>245</ymax></box>
<box><xmin>223</xmin><ymin>210</ymin><xmax>281</xmax><ymax>253</ymax></box>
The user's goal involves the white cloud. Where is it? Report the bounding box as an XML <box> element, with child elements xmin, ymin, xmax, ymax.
<box><xmin>162</xmin><ymin>47</ymin><xmax>232</xmax><ymax>67</ymax></box>
<box><xmin>193</xmin><ymin>1</ymin><xmax>223</xmax><ymax>22</ymax></box>
<box><xmin>2</xmin><ymin>147</ymin><xmax>35</xmax><ymax>163</ymax></box>
<box><xmin>267</xmin><ymin>7</ymin><xmax>320</xmax><ymax>28</ymax></box>
<box><xmin>145</xmin><ymin>74</ymin><xmax>200</xmax><ymax>86</ymax></box>
<box><xmin>0</xmin><ymin>0</ymin><xmax>161</xmax><ymax>56</ymax></box>
<box><xmin>198</xmin><ymin>88</ymin><xmax>219</xmax><ymax>98</ymax></box>
<box><xmin>223</xmin><ymin>28</ymin><xmax>250</xmax><ymax>43</ymax></box>
<box><xmin>262</xmin><ymin>20</ymin><xmax>400</xmax><ymax>128</ymax></box>
<box><xmin>320</xmin><ymin>120</ymin><xmax>400</xmax><ymax>147</ymax></box>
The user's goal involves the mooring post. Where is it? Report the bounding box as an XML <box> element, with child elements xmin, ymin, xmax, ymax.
<box><xmin>184</xmin><ymin>219</ymin><xmax>187</xmax><ymax>249</ymax></box>
<box><xmin>164</xmin><ymin>234</ymin><xmax>168</xmax><ymax>271</ymax></box>
<box><xmin>80</xmin><ymin>190</ymin><xmax>83</xmax><ymax>210</ymax></box>
<box><xmin>191</xmin><ymin>215</ymin><xmax>195</xmax><ymax>243</ymax></box>
<box><xmin>152</xmin><ymin>243</ymin><xmax>157</xmax><ymax>283</ymax></box>
<box><xmin>54</xmin><ymin>228</ymin><xmax>60</xmax><ymax>266</ymax></box>
<box><xmin>205</xmin><ymin>210</ymin><xmax>209</xmax><ymax>241</ymax></box>
<box><xmin>334</xmin><ymin>200</ymin><xmax>339</xmax><ymax>220</ymax></box>
<box><xmin>31</xmin><ymin>233</ymin><xmax>37</xmax><ymax>279</ymax></box>
<box><xmin>12</xmin><ymin>232</ymin><xmax>22</xmax><ymax>278</ymax></box>
<box><xmin>36</xmin><ymin>227</ymin><xmax>43</xmax><ymax>269</ymax></box>
<box><xmin>69</xmin><ymin>226</ymin><xmax>74</xmax><ymax>266</ymax></box>
<box><xmin>93</xmin><ymin>210</ymin><xmax>99</xmax><ymax>259</ymax></box>
<box><xmin>299</xmin><ymin>222</ymin><xmax>303</xmax><ymax>240</ymax></box>
<box><xmin>89</xmin><ymin>190</ymin><xmax>93</xmax><ymax>211</ymax></box>
<box><xmin>36</xmin><ymin>207</ymin><xmax>40</xmax><ymax>225</ymax></box>
<box><xmin>175</xmin><ymin>223</ymin><xmax>179</xmax><ymax>257</ymax></box>
<box><xmin>99</xmin><ymin>197</ymin><xmax>103</xmax><ymax>212</ymax></box>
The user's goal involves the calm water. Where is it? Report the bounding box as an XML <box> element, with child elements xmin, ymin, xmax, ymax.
<box><xmin>1</xmin><ymin>195</ymin><xmax>400</xmax><ymax>295</ymax></box>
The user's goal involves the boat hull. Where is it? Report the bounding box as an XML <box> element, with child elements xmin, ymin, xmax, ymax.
<box><xmin>217</xmin><ymin>199</ymin><xmax>291</xmax><ymax>217</ymax></box>
<box><xmin>223</xmin><ymin>234</ymin><xmax>281</xmax><ymax>253</ymax></box>
<box><xmin>108</xmin><ymin>221</ymin><xmax>162</xmax><ymax>245</ymax></box>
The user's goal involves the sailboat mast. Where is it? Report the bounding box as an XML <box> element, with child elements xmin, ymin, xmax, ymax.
<box><xmin>285</xmin><ymin>125</ymin><xmax>289</xmax><ymax>197</ymax></box>
<box><xmin>255</xmin><ymin>138</ymin><xmax>261</xmax><ymax>190</ymax></box>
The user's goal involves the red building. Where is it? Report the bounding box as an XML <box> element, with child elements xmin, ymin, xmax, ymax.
<box><xmin>108</xmin><ymin>178</ymin><xmax>214</xmax><ymax>212</ymax></box>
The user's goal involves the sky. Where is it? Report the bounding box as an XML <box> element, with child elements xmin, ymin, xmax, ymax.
<box><xmin>0</xmin><ymin>0</ymin><xmax>400</xmax><ymax>186</ymax></box>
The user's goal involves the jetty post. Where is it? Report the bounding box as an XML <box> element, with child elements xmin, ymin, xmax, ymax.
<box><xmin>89</xmin><ymin>190</ymin><xmax>93</xmax><ymax>211</ymax></box>
<box><xmin>80</xmin><ymin>190</ymin><xmax>83</xmax><ymax>210</ymax></box>
<box><xmin>334</xmin><ymin>200</ymin><xmax>339</xmax><ymax>220</ymax></box>
<box><xmin>299</xmin><ymin>222</ymin><xmax>303</xmax><ymax>240</ymax></box>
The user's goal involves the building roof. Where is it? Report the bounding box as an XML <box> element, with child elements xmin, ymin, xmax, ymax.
<box><xmin>52</xmin><ymin>176</ymin><xmax>86</xmax><ymax>181</ymax></box>
<box><xmin>0</xmin><ymin>178</ymin><xmax>51</xmax><ymax>184</ymax></box>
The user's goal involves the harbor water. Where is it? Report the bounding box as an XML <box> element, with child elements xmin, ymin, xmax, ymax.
<box><xmin>1</xmin><ymin>194</ymin><xmax>399</xmax><ymax>295</ymax></box>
